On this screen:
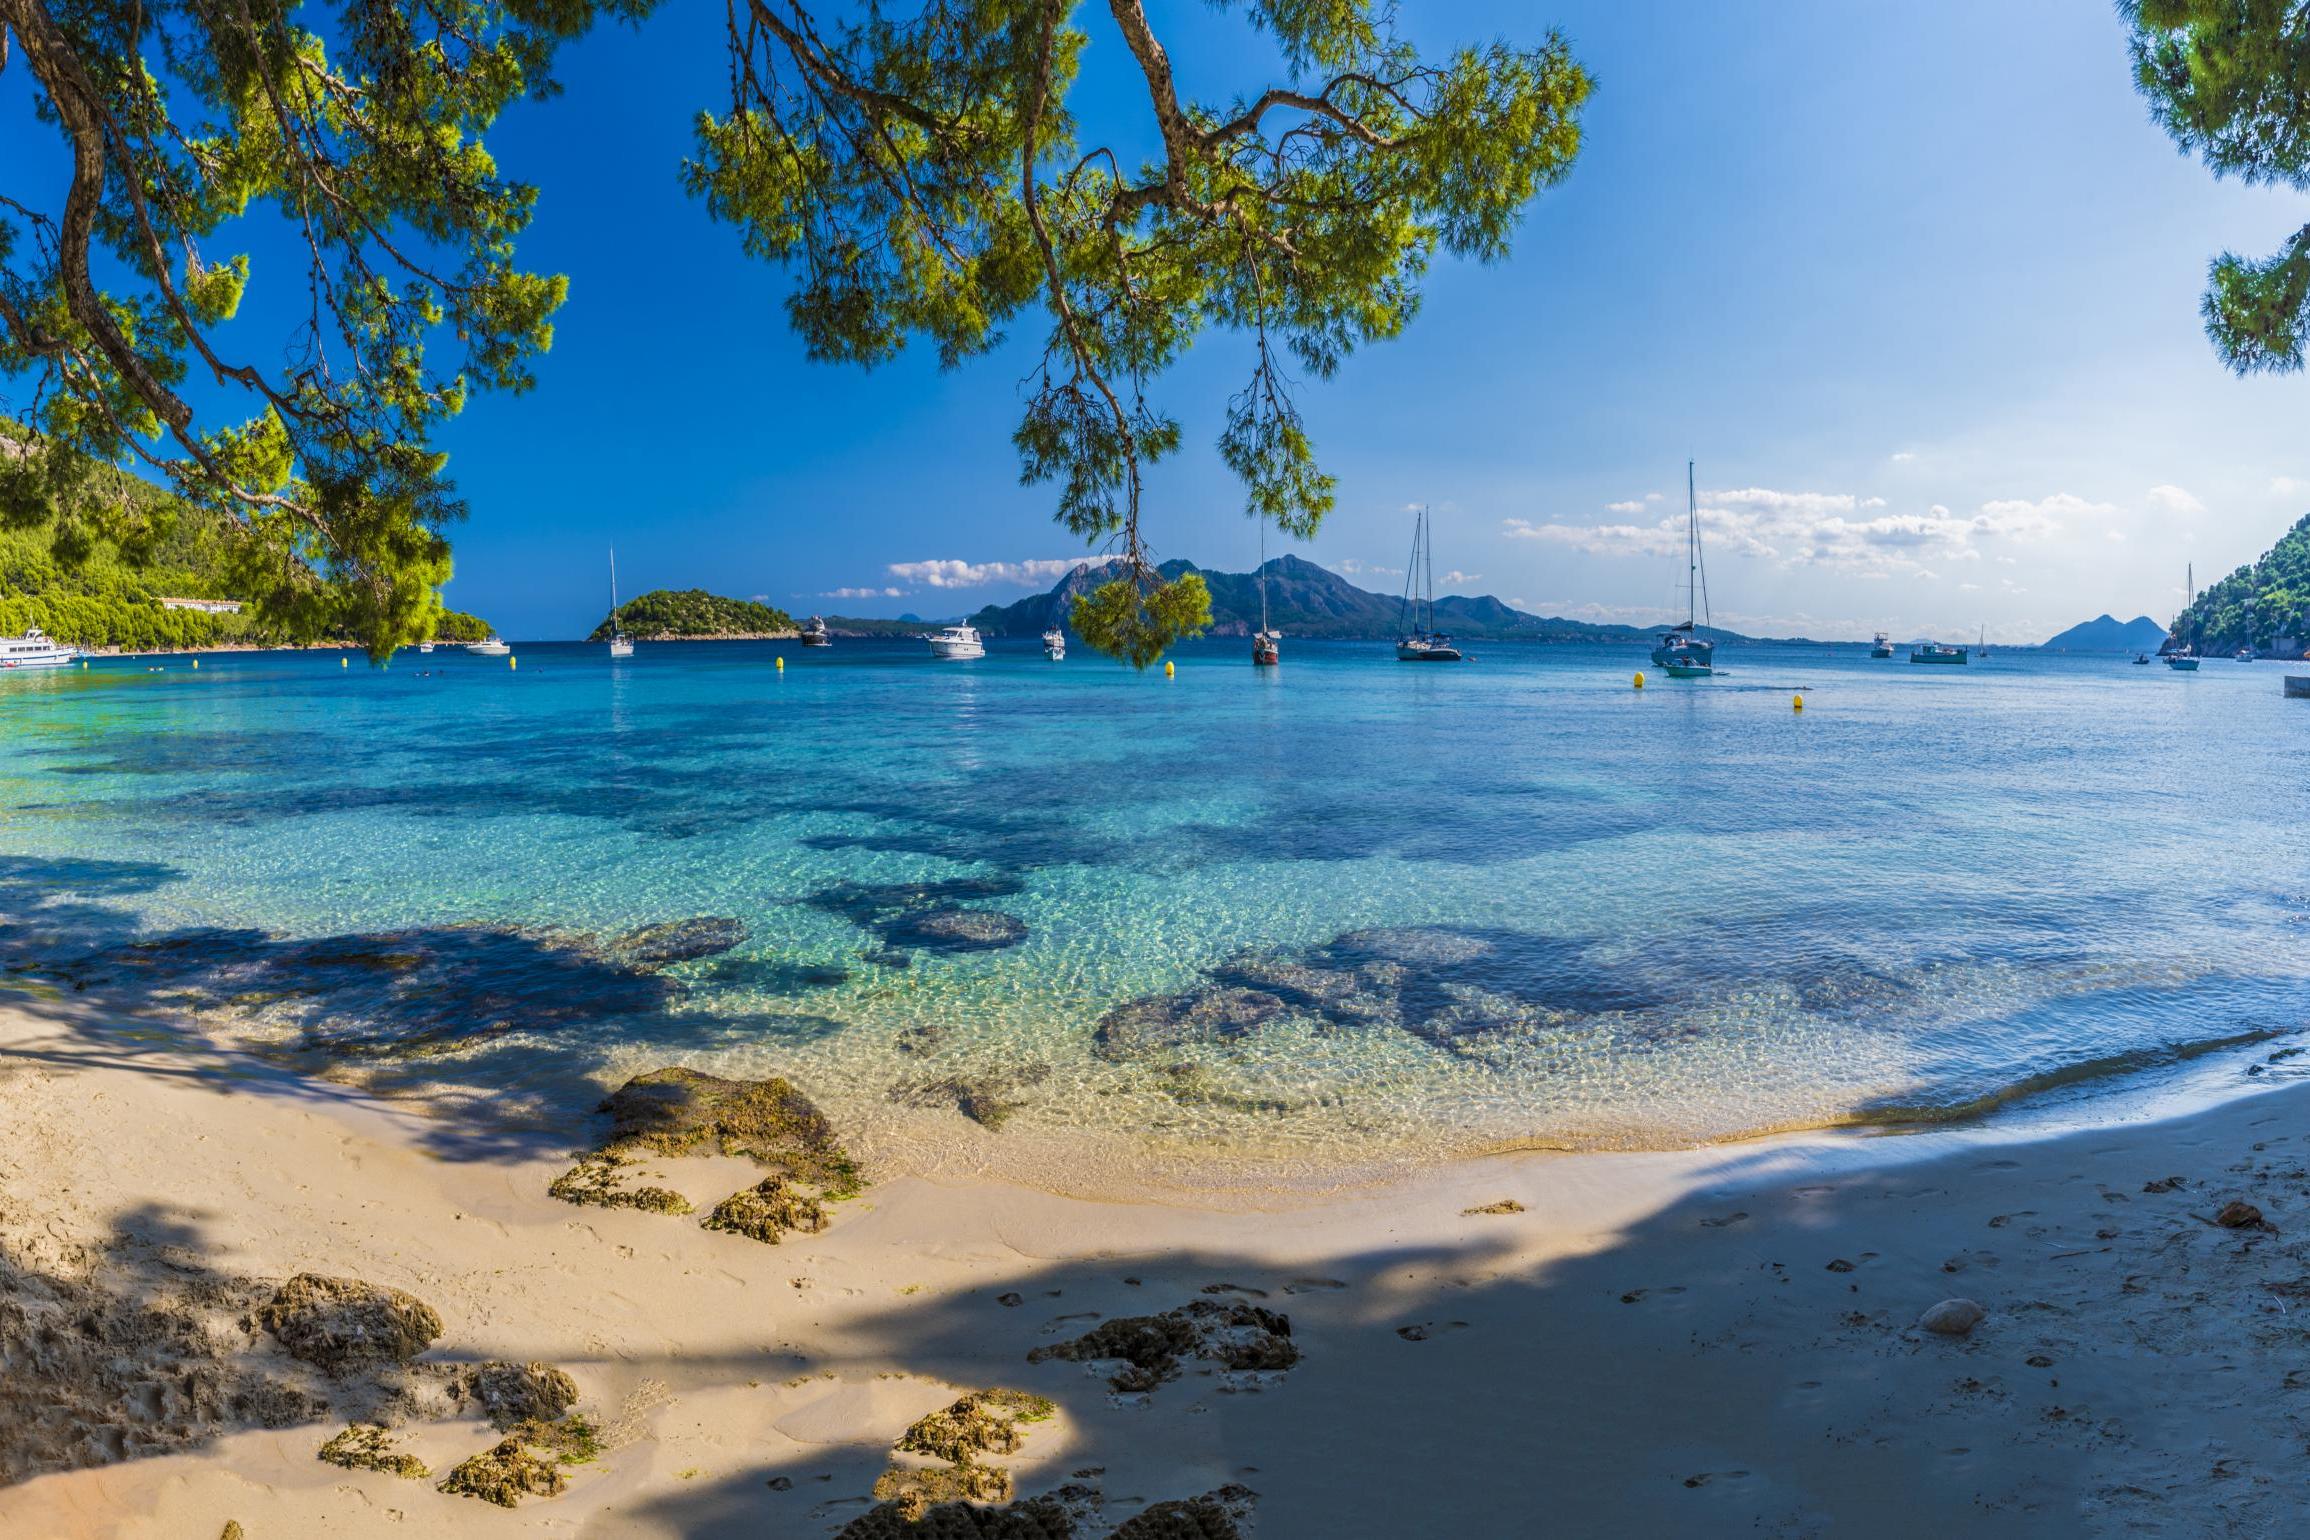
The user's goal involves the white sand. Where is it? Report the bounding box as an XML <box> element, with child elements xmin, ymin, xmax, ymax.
<box><xmin>2</xmin><ymin>997</ymin><xmax>2303</xmax><ymax>1538</ymax></box>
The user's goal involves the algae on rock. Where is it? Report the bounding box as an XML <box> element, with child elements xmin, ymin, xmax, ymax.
<box><xmin>703</xmin><ymin>1175</ymin><xmax>828</xmax><ymax>1244</ymax></box>
<box><xmin>464</xmin><ymin>1361</ymin><xmax>580</xmax><ymax>1429</ymax></box>
<box><xmin>893</xmin><ymin>1389</ymin><xmax>1055</xmax><ymax>1464</ymax></box>
<box><xmin>318</xmin><ymin>1422</ymin><xmax>429</xmax><ymax>1479</ymax></box>
<box><xmin>1027</xmin><ymin>1301</ymin><xmax>1298</xmax><ymax>1391</ymax></box>
<box><xmin>438</xmin><ymin>1436</ymin><xmax>568</xmax><ymax>1507</ymax></box>
<box><xmin>256</xmin><ymin>1273</ymin><xmax>442</xmax><ymax>1374</ymax></box>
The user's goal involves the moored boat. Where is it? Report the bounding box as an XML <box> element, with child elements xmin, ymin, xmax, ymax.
<box><xmin>467</xmin><ymin>636</ymin><xmax>511</xmax><ymax>656</ymax></box>
<box><xmin>1042</xmin><ymin>627</ymin><xmax>1066</xmax><ymax>660</ymax></box>
<box><xmin>1394</xmin><ymin>504</ymin><xmax>1463</xmax><ymax>662</ymax></box>
<box><xmin>1909</xmin><ymin>642</ymin><xmax>1968</xmax><ymax>665</ymax></box>
<box><xmin>2167</xmin><ymin>564</ymin><xmax>2200</xmax><ymax>671</ymax></box>
<box><xmin>0</xmin><ymin>625</ymin><xmax>78</xmax><ymax>670</ymax></box>
<box><xmin>1253</xmin><ymin>528</ymin><xmax>1280</xmax><ymax>666</ymax></box>
<box><xmin>1650</xmin><ymin>462</ymin><xmax>1714</xmax><ymax>676</ymax></box>
<box><xmin>1869</xmin><ymin>632</ymin><xmax>1893</xmax><ymax>659</ymax></box>
<box><xmin>927</xmin><ymin>624</ymin><xmax>985</xmax><ymax>660</ymax></box>
<box><xmin>800</xmin><ymin>615</ymin><xmax>832</xmax><ymax>648</ymax></box>
<box><xmin>607</xmin><ymin>549</ymin><xmax>635</xmax><ymax>658</ymax></box>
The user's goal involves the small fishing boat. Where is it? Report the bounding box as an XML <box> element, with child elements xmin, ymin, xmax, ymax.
<box><xmin>418</xmin><ymin>641</ymin><xmax>435</xmax><ymax>655</ymax></box>
<box><xmin>2168</xmin><ymin>564</ymin><xmax>2200</xmax><ymax>671</ymax></box>
<box><xmin>467</xmin><ymin>636</ymin><xmax>511</xmax><ymax>656</ymax></box>
<box><xmin>2236</xmin><ymin>646</ymin><xmax>2255</xmax><ymax>662</ymax></box>
<box><xmin>1394</xmin><ymin>505</ymin><xmax>1463</xmax><ymax>662</ymax></box>
<box><xmin>0</xmin><ymin>625</ymin><xmax>77</xmax><ymax>669</ymax></box>
<box><xmin>2132</xmin><ymin>652</ymin><xmax>2152</xmax><ymax>666</ymax></box>
<box><xmin>1042</xmin><ymin>626</ymin><xmax>1066</xmax><ymax>660</ymax></box>
<box><xmin>607</xmin><ymin>549</ymin><xmax>635</xmax><ymax>658</ymax></box>
<box><xmin>1869</xmin><ymin>632</ymin><xmax>1893</xmax><ymax>659</ymax></box>
<box><xmin>1650</xmin><ymin>463</ymin><xmax>1714</xmax><ymax>673</ymax></box>
<box><xmin>927</xmin><ymin>624</ymin><xmax>985</xmax><ymax>660</ymax></box>
<box><xmin>1909</xmin><ymin>642</ymin><xmax>1968</xmax><ymax>665</ymax></box>
<box><xmin>800</xmin><ymin>615</ymin><xmax>832</xmax><ymax>648</ymax></box>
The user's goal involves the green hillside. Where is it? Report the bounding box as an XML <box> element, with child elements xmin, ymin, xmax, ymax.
<box><xmin>591</xmin><ymin>589</ymin><xmax>796</xmax><ymax>640</ymax></box>
<box><xmin>2175</xmin><ymin>513</ymin><xmax>2310</xmax><ymax>655</ymax></box>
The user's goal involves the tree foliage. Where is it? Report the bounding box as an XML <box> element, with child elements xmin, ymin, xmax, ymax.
<box><xmin>3</xmin><ymin>0</ymin><xmax>1592</xmax><ymax>664</ymax></box>
<box><xmin>593</xmin><ymin>587</ymin><xmax>796</xmax><ymax>640</ymax></box>
<box><xmin>2123</xmin><ymin>1</ymin><xmax>2310</xmax><ymax>373</ymax></box>
<box><xmin>2174</xmin><ymin>509</ymin><xmax>2310</xmax><ymax>654</ymax></box>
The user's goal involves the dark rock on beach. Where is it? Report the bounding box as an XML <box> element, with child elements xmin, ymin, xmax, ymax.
<box><xmin>703</xmin><ymin>1175</ymin><xmax>829</xmax><ymax>1243</ymax></box>
<box><xmin>257</xmin><ymin>1273</ymin><xmax>442</xmax><ymax>1374</ymax></box>
<box><xmin>1027</xmin><ymin>1300</ymin><xmax>1298</xmax><ymax>1392</ymax></box>
<box><xmin>598</xmin><ymin>1066</ymin><xmax>858</xmax><ymax>1191</ymax></box>
<box><xmin>464</xmin><ymin>1361</ymin><xmax>580</xmax><ymax>1430</ymax></box>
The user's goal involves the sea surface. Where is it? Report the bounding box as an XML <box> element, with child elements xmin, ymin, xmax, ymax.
<box><xmin>3</xmin><ymin>638</ymin><xmax>2305</xmax><ymax>1189</ymax></box>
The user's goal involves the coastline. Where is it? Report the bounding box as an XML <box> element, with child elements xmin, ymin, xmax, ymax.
<box><xmin>5</xmin><ymin>992</ymin><xmax>2307</xmax><ymax>1537</ymax></box>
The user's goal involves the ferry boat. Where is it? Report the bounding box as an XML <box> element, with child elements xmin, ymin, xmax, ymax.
<box><xmin>1869</xmin><ymin>632</ymin><xmax>1893</xmax><ymax>659</ymax></box>
<box><xmin>926</xmin><ymin>624</ymin><xmax>986</xmax><ymax>660</ymax></box>
<box><xmin>1909</xmin><ymin>642</ymin><xmax>1968</xmax><ymax>665</ymax></box>
<box><xmin>467</xmin><ymin>636</ymin><xmax>511</xmax><ymax>656</ymax></box>
<box><xmin>1649</xmin><ymin>463</ymin><xmax>1714</xmax><ymax>674</ymax></box>
<box><xmin>800</xmin><ymin>615</ymin><xmax>832</xmax><ymax>648</ymax></box>
<box><xmin>0</xmin><ymin>626</ymin><xmax>77</xmax><ymax>669</ymax></box>
<box><xmin>1042</xmin><ymin>627</ymin><xmax>1066</xmax><ymax>660</ymax></box>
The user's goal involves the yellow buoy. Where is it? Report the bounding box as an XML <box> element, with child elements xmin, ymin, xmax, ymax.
<box><xmin>1633</xmin><ymin>671</ymin><xmax>1645</xmax><ymax>689</ymax></box>
<box><xmin>1164</xmin><ymin>659</ymin><xmax>1175</xmax><ymax>678</ymax></box>
<box><xmin>509</xmin><ymin>654</ymin><xmax>517</xmax><ymax>670</ymax></box>
<box><xmin>192</xmin><ymin>659</ymin><xmax>198</xmax><ymax>670</ymax></box>
<box><xmin>1792</xmin><ymin>693</ymin><xmax>1804</xmax><ymax>711</ymax></box>
<box><xmin>340</xmin><ymin>656</ymin><xmax>348</xmax><ymax>668</ymax></box>
<box><xmin>776</xmin><ymin>656</ymin><xmax>785</xmax><ymax>672</ymax></box>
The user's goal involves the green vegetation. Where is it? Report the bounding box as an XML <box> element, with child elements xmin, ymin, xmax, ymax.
<box><xmin>6</xmin><ymin>1</ymin><xmax>1592</xmax><ymax>663</ymax></box>
<box><xmin>591</xmin><ymin>590</ymin><xmax>795</xmax><ymax>641</ymax></box>
<box><xmin>2176</xmin><ymin>512</ymin><xmax>2310</xmax><ymax>654</ymax></box>
<box><xmin>2124</xmin><ymin>4</ymin><xmax>2310</xmax><ymax>372</ymax></box>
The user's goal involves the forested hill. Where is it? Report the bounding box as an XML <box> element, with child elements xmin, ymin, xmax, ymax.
<box><xmin>2175</xmin><ymin>512</ymin><xmax>2310</xmax><ymax>655</ymax></box>
<box><xmin>969</xmin><ymin>555</ymin><xmax>1750</xmax><ymax>644</ymax></box>
<box><xmin>592</xmin><ymin>589</ymin><xmax>796</xmax><ymax>640</ymax></box>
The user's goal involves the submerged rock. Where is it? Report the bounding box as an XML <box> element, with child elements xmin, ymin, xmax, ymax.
<box><xmin>1027</xmin><ymin>1300</ymin><xmax>1297</xmax><ymax>1392</ymax></box>
<box><xmin>1918</xmin><ymin>1298</ymin><xmax>1986</xmax><ymax>1337</ymax></box>
<box><xmin>703</xmin><ymin>1176</ymin><xmax>829</xmax><ymax>1243</ymax></box>
<box><xmin>891</xmin><ymin>909</ymin><xmax>1029</xmax><ymax>953</ymax></box>
<box><xmin>257</xmin><ymin>1274</ymin><xmax>442</xmax><ymax>1374</ymax></box>
<box><xmin>612</xmin><ymin>916</ymin><xmax>749</xmax><ymax>968</ymax></box>
<box><xmin>318</xmin><ymin>1423</ymin><xmax>429</xmax><ymax>1479</ymax></box>
<box><xmin>1092</xmin><ymin>987</ymin><xmax>1288</xmax><ymax>1061</ymax></box>
<box><xmin>892</xmin><ymin>1067</ymin><xmax>1051</xmax><ymax>1130</ymax></box>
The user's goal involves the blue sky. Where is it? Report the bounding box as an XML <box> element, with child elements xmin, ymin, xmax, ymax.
<box><xmin>8</xmin><ymin>1</ymin><xmax>2309</xmax><ymax>640</ymax></box>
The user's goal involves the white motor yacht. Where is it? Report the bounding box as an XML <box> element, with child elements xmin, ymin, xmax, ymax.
<box><xmin>467</xmin><ymin>636</ymin><xmax>511</xmax><ymax>656</ymax></box>
<box><xmin>0</xmin><ymin>626</ymin><xmax>78</xmax><ymax>669</ymax></box>
<box><xmin>1042</xmin><ymin>627</ymin><xmax>1066</xmax><ymax>660</ymax></box>
<box><xmin>927</xmin><ymin>624</ymin><xmax>986</xmax><ymax>660</ymax></box>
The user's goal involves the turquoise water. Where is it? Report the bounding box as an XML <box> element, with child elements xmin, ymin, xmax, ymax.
<box><xmin>3</xmin><ymin>639</ymin><xmax>2305</xmax><ymax>1188</ymax></box>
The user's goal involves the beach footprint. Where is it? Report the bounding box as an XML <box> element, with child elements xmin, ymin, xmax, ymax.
<box><xmin>1394</xmin><ymin>1320</ymin><xmax>1471</xmax><ymax>1342</ymax></box>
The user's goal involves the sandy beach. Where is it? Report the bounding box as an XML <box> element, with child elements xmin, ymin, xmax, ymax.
<box><xmin>2</xmin><ymin>990</ymin><xmax>2304</xmax><ymax>1539</ymax></box>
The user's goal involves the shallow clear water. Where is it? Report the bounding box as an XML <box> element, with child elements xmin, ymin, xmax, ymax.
<box><xmin>3</xmin><ymin>638</ymin><xmax>2305</xmax><ymax>1186</ymax></box>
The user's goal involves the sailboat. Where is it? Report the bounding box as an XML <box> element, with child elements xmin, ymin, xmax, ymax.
<box><xmin>1977</xmin><ymin>625</ymin><xmax>1992</xmax><ymax>661</ymax></box>
<box><xmin>2167</xmin><ymin>563</ymin><xmax>2200</xmax><ymax>671</ymax></box>
<box><xmin>1394</xmin><ymin>505</ymin><xmax>1462</xmax><ymax>662</ymax></box>
<box><xmin>1253</xmin><ymin>525</ymin><xmax>1280</xmax><ymax>666</ymax></box>
<box><xmin>1650</xmin><ymin>462</ymin><xmax>1713</xmax><ymax>677</ymax></box>
<box><xmin>606</xmin><ymin>549</ymin><xmax>635</xmax><ymax>658</ymax></box>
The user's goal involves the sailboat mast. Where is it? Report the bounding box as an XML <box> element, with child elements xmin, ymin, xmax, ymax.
<box><xmin>1686</xmin><ymin>460</ymin><xmax>1698</xmax><ymax>631</ymax></box>
<box><xmin>1258</xmin><ymin>524</ymin><xmax>1269</xmax><ymax>632</ymax></box>
<box><xmin>1424</xmin><ymin>505</ymin><xmax>1436</xmax><ymax>633</ymax></box>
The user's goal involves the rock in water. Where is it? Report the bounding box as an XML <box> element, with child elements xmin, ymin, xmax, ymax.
<box><xmin>891</xmin><ymin>907</ymin><xmax>1029</xmax><ymax>952</ymax></box>
<box><xmin>613</xmin><ymin>916</ymin><xmax>748</xmax><ymax>967</ymax></box>
<box><xmin>1092</xmin><ymin>986</ymin><xmax>1288</xmax><ymax>1061</ymax></box>
<box><xmin>257</xmin><ymin>1274</ymin><xmax>442</xmax><ymax>1373</ymax></box>
<box><xmin>2216</xmin><ymin>1200</ymin><xmax>2265</xmax><ymax>1229</ymax></box>
<box><xmin>1918</xmin><ymin>1298</ymin><xmax>1986</xmax><ymax>1337</ymax></box>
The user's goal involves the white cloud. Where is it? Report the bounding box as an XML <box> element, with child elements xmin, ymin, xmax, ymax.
<box><xmin>885</xmin><ymin>558</ymin><xmax>1089</xmax><ymax>589</ymax></box>
<box><xmin>1505</xmin><ymin>487</ymin><xmax>2100</xmax><ymax>579</ymax></box>
<box><xmin>823</xmin><ymin>585</ymin><xmax>906</xmax><ymax>599</ymax></box>
<box><xmin>1440</xmin><ymin>570</ymin><xmax>1482</xmax><ymax>586</ymax></box>
<box><xmin>1890</xmin><ymin>451</ymin><xmax>1918</xmax><ymax>463</ymax></box>
<box><xmin>1644</xmin><ymin>492</ymin><xmax>1664</xmax><ymax>502</ymax></box>
<box><xmin>1333</xmin><ymin>558</ymin><xmax>1404</xmax><ymax>578</ymax></box>
<box><xmin>2273</xmin><ymin>476</ymin><xmax>2306</xmax><ymax>498</ymax></box>
<box><xmin>2145</xmin><ymin>484</ymin><xmax>2206</xmax><ymax>516</ymax></box>
<box><xmin>2104</xmin><ymin>530</ymin><xmax>2126</xmax><ymax>543</ymax></box>
<box><xmin>1605</xmin><ymin>500</ymin><xmax>1646</xmax><ymax>514</ymax></box>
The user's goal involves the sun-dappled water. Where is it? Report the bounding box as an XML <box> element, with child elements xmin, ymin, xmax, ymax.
<box><xmin>3</xmin><ymin>637</ymin><xmax>2306</xmax><ymax>1190</ymax></box>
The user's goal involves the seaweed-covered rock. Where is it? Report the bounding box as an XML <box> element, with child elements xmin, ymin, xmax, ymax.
<box><xmin>703</xmin><ymin>1176</ymin><xmax>828</xmax><ymax>1244</ymax></box>
<box><xmin>257</xmin><ymin>1274</ymin><xmax>442</xmax><ymax>1374</ymax></box>
<box><xmin>318</xmin><ymin>1423</ymin><xmax>429</xmax><ymax>1479</ymax></box>
<box><xmin>465</xmin><ymin>1361</ymin><xmax>579</xmax><ymax>1430</ymax></box>
<box><xmin>612</xmin><ymin>917</ymin><xmax>749</xmax><ymax>968</ymax></box>
<box><xmin>873</xmin><ymin>1459</ymin><xmax>1015</xmax><ymax>1515</ymax></box>
<box><xmin>598</xmin><ymin>1066</ymin><xmax>859</xmax><ymax>1193</ymax></box>
<box><xmin>546</xmin><ymin>1149</ymin><xmax>693</xmax><ymax>1215</ymax></box>
<box><xmin>438</xmin><ymin>1436</ymin><xmax>567</xmax><ymax>1507</ymax></box>
<box><xmin>1027</xmin><ymin>1301</ymin><xmax>1296</xmax><ymax>1392</ymax></box>
<box><xmin>894</xmin><ymin>1389</ymin><xmax>1055</xmax><ymax>1464</ymax></box>
<box><xmin>835</xmin><ymin>1493</ymin><xmax>1079</xmax><ymax>1540</ymax></box>
<box><xmin>1109</xmin><ymin>1486</ymin><xmax>1258</xmax><ymax>1540</ymax></box>
<box><xmin>1091</xmin><ymin>987</ymin><xmax>1288</xmax><ymax>1062</ymax></box>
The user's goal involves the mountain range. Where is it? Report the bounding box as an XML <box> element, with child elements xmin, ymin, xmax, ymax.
<box><xmin>968</xmin><ymin>556</ymin><xmax>1749</xmax><ymax>644</ymax></box>
<box><xmin>2039</xmin><ymin>614</ymin><xmax>2169</xmax><ymax>653</ymax></box>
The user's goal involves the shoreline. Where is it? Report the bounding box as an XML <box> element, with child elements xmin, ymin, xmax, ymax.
<box><xmin>6</xmin><ymin>992</ymin><xmax>2309</xmax><ymax>1536</ymax></box>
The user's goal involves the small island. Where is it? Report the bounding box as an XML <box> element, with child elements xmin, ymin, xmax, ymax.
<box><xmin>591</xmin><ymin>588</ymin><xmax>796</xmax><ymax>641</ymax></box>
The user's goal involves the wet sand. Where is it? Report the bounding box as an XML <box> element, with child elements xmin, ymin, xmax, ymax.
<box><xmin>2</xmin><ymin>996</ymin><xmax>2303</xmax><ymax>1538</ymax></box>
